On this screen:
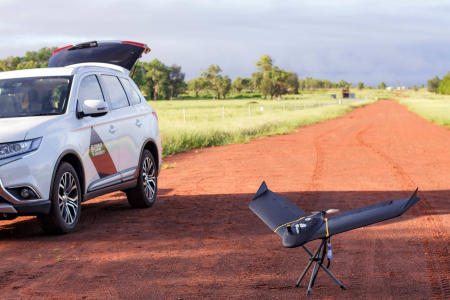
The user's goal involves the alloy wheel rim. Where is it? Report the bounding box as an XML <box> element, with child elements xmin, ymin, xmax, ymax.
<box><xmin>58</xmin><ymin>172</ymin><xmax>78</xmax><ymax>225</ymax></box>
<box><xmin>143</xmin><ymin>157</ymin><xmax>156</xmax><ymax>201</ymax></box>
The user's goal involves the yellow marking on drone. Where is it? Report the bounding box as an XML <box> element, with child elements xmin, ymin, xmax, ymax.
<box><xmin>325</xmin><ymin>218</ymin><xmax>330</xmax><ymax>237</ymax></box>
<box><xmin>274</xmin><ymin>217</ymin><xmax>306</xmax><ymax>233</ymax></box>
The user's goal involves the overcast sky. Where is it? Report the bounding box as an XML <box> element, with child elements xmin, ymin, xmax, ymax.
<box><xmin>1</xmin><ymin>0</ymin><xmax>449</xmax><ymax>87</ymax></box>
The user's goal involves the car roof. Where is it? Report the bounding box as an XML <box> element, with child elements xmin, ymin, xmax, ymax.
<box><xmin>0</xmin><ymin>63</ymin><xmax>128</xmax><ymax>80</ymax></box>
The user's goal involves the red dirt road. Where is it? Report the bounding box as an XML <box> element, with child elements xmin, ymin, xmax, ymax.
<box><xmin>1</xmin><ymin>100</ymin><xmax>450</xmax><ymax>299</ymax></box>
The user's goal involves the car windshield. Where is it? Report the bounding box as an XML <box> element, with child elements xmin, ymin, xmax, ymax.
<box><xmin>0</xmin><ymin>76</ymin><xmax>73</xmax><ymax>118</ymax></box>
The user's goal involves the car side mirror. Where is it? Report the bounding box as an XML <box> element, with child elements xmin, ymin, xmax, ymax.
<box><xmin>79</xmin><ymin>100</ymin><xmax>109</xmax><ymax>118</ymax></box>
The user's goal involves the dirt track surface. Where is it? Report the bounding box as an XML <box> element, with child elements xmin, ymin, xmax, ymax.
<box><xmin>1</xmin><ymin>100</ymin><xmax>450</xmax><ymax>299</ymax></box>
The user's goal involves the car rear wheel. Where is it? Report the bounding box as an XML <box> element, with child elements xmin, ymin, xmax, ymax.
<box><xmin>126</xmin><ymin>150</ymin><xmax>157</xmax><ymax>208</ymax></box>
<box><xmin>37</xmin><ymin>162</ymin><xmax>81</xmax><ymax>234</ymax></box>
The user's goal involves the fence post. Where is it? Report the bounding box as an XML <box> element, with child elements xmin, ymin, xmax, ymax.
<box><xmin>183</xmin><ymin>107</ymin><xmax>186</xmax><ymax>124</ymax></box>
<box><xmin>222</xmin><ymin>106</ymin><xmax>224</xmax><ymax>120</ymax></box>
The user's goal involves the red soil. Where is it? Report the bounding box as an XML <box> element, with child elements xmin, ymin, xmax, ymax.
<box><xmin>1</xmin><ymin>100</ymin><xmax>449</xmax><ymax>299</ymax></box>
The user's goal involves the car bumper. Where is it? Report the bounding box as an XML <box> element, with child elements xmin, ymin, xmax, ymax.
<box><xmin>0</xmin><ymin>178</ymin><xmax>51</xmax><ymax>215</ymax></box>
<box><xmin>0</xmin><ymin>139</ymin><xmax>56</xmax><ymax>215</ymax></box>
<box><xmin>0</xmin><ymin>201</ymin><xmax>51</xmax><ymax>215</ymax></box>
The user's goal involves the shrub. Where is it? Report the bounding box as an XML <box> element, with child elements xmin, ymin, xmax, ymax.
<box><xmin>437</xmin><ymin>77</ymin><xmax>450</xmax><ymax>95</ymax></box>
<box><xmin>427</xmin><ymin>76</ymin><xmax>441</xmax><ymax>93</ymax></box>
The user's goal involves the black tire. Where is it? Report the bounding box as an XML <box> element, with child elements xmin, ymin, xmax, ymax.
<box><xmin>37</xmin><ymin>162</ymin><xmax>82</xmax><ymax>234</ymax></box>
<box><xmin>126</xmin><ymin>150</ymin><xmax>157</xmax><ymax>208</ymax></box>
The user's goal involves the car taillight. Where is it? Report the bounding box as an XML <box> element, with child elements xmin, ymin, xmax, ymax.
<box><xmin>52</xmin><ymin>45</ymin><xmax>74</xmax><ymax>55</ymax></box>
<box><xmin>121</xmin><ymin>41</ymin><xmax>146</xmax><ymax>48</ymax></box>
<box><xmin>152</xmin><ymin>111</ymin><xmax>158</xmax><ymax>121</ymax></box>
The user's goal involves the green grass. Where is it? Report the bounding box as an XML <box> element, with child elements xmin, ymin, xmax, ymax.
<box><xmin>149</xmin><ymin>92</ymin><xmax>377</xmax><ymax>158</ymax></box>
<box><xmin>397</xmin><ymin>90</ymin><xmax>450</xmax><ymax>127</ymax></box>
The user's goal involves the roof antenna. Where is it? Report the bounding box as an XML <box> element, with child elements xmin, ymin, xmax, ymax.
<box><xmin>130</xmin><ymin>59</ymin><xmax>139</xmax><ymax>79</ymax></box>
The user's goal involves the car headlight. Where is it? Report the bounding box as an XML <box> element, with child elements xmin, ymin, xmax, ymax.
<box><xmin>0</xmin><ymin>137</ymin><xmax>42</xmax><ymax>160</ymax></box>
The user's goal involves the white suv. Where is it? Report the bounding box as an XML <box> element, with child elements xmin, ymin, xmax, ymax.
<box><xmin>0</xmin><ymin>41</ymin><xmax>162</xmax><ymax>234</ymax></box>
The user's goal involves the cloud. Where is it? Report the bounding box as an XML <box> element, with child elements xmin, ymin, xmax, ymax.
<box><xmin>0</xmin><ymin>0</ymin><xmax>448</xmax><ymax>86</ymax></box>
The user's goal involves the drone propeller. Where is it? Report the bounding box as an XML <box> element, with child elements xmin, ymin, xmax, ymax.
<box><xmin>311</xmin><ymin>209</ymin><xmax>339</xmax><ymax>215</ymax></box>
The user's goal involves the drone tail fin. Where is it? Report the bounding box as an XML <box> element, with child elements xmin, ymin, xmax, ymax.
<box><xmin>401</xmin><ymin>188</ymin><xmax>419</xmax><ymax>214</ymax></box>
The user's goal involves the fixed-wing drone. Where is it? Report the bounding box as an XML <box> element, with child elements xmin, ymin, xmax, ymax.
<box><xmin>249</xmin><ymin>182</ymin><xmax>420</xmax><ymax>295</ymax></box>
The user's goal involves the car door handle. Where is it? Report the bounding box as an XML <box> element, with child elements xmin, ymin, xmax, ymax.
<box><xmin>136</xmin><ymin>119</ymin><xmax>143</xmax><ymax>126</ymax></box>
<box><xmin>109</xmin><ymin>125</ymin><xmax>118</xmax><ymax>133</ymax></box>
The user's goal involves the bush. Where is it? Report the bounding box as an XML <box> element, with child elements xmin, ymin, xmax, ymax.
<box><xmin>437</xmin><ymin>77</ymin><xmax>450</xmax><ymax>95</ymax></box>
<box><xmin>427</xmin><ymin>76</ymin><xmax>441</xmax><ymax>93</ymax></box>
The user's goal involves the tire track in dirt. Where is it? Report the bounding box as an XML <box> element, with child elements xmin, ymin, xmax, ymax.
<box><xmin>300</xmin><ymin>124</ymin><xmax>347</xmax><ymax>207</ymax></box>
<box><xmin>356</xmin><ymin>123</ymin><xmax>450</xmax><ymax>300</ymax></box>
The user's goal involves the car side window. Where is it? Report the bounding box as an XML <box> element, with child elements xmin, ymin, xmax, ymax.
<box><xmin>119</xmin><ymin>78</ymin><xmax>141</xmax><ymax>106</ymax></box>
<box><xmin>78</xmin><ymin>75</ymin><xmax>105</xmax><ymax>111</ymax></box>
<box><xmin>101</xmin><ymin>75</ymin><xmax>130</xmax><ymax>110</ymax></box>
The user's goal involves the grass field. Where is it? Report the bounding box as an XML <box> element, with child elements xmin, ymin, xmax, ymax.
<box><xmin>148</xmin><ymin>89</ymin><xmax>381</xmax><ymax>158</ymax></box>
<box><xmin>397</xmin><ymin>91</ymin><xmax>450</xmax><ymax>127</ymax></box>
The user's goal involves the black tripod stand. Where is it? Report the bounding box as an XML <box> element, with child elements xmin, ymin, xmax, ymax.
<box><xmin>295</xmin><ymin>238</ymin><xmax>347</xmax><ymax>295</ymax></box>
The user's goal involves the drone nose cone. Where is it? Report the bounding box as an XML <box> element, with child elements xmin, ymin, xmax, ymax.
<box><xmin>282</xmin><ymin>230</ymin><xmax>309</xmax><ymax>248</ymax></box>
<box><xmin>282</xmin><ymin>234</ymin><xmax>306</xmax><ymax>248</ymax></box>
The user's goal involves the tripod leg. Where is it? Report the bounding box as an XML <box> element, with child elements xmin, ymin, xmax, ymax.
<box><xmin>306</xmin><ymin>260</ymin><xmax>320</xmax><ymax>295</ymax></box>
<box><xmin>295</xmin><ymin>240</ymin><xmax>325</xmax><ymax>287</ymax></box>
<box><xmin>295</xmin><ymin>256</ymin><xmax>315</xmax><ymax>287</ymax></box>
<box><xmin>320</xmin><ymin>265</ymin><xmax>347</xmax><ymax>290</ymax></box>
<box><xmin>304</xmin><ymin>241</ymin><xmax>347</xmax><ymax>290</ymax></box>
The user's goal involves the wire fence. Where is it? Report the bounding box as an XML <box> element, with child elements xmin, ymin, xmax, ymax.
<box><xmin>179</xmin><ymin>98</ymin><xmax>368</xmax><ymax>124</ymax></box>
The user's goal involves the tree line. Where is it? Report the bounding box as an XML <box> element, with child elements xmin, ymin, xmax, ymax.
<box><xmin>0</xmin><ymin>47</ymin><xmax>56</xmax><ymax>71</ymax></box>
<box><xmin>427</xmin><ymin>72</ymin><xmax>450</xmax><ymax>95</ymax></box>
<box><xmin>1</xmin><ymin>47</ymin><xmax>406</xmax><ymax>100</ymax></box>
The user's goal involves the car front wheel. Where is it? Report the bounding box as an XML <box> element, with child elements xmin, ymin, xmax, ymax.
<box><xmin>37</xmin><ymin>162</ymin><xmax>81</xmax><ymax>234</ymax></box>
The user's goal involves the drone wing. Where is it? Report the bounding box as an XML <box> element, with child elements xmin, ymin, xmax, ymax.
<box><xmin>249</xmin><ymin>182</ymin><xmax>307</xmax><ymax>237</ymax></box>
<box><xmin>307</xmin><ymin>189</ymin><xmax>420</xmax><ymax>242</ymax></box>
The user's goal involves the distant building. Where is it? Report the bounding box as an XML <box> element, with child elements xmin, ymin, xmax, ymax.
<box><xmin>342</xmin><ymin>89</ymin><xmax>350</xmax><ymax>98</ymax></box>
<box><xmin>386</xmin><ymin>87</ymin><xmax>393</xmax><ymax>90</ymax></box>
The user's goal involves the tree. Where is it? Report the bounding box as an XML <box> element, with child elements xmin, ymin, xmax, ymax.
<box><xmin>378</xmin><ymin>82</ymin><xmax>386</xmax><ymax>89</ymax></box>
<box><xmin>427</xmin><ymin>76</ymin><xmax>441</xmax><ymax>93</ymax></box>
<box><xmin>143</xmin><ymin>59</ymin><xmax>169</xmax><ymax>101</ymax></box>
<box><xmin>339</xmin><ymin>80</ymin><xmax>349</xmax><ymax>88</ymax></box>
<box><xmin>232</xmin><ymin>77</ymin><xmax>245</xmax><ymax>94</ymax></box>
<box><xmin>272</xmin><ymin>70</ymin><xmax>298</xmax><ymax>96</ymax></box>
<box><xmin>255</xmin><ymin>54</ymin><xmax>273</xmax><ymax>78</ymax></box>
<box><xmin>357</xmin><ymin>82</ymin><xmax>364</xmax><ymax>90</ymax></box>
<box><xmin>437</xmin><ymin>77</ymin><xmax>450</xmax><ymax>95</ymax></box>
<box><xmin>201</xmin><ymin>65</ymin><xmax>222</xmax><ymax>99</ymax></box>
<box><xmin>168</xmin><ymin>64</ymin><xmax>185</xmax><ymax>100</ymax></box>
<box><xmin>241</xmin><ymin>77</ymin><xmax>251</xmax><ymax>92</ymax></box>
<box><xmin>0</xmin><ymin>56</ymin><xmax>20</xmax><ymax>71</ymax></box>
<box><xmin>217</xmin><ymin>76</ymin><xmax>232</xmax><ymax>99</ymax></box>
<box><xmin>130</xmin><ymin>62</ymin><xmax>146</xmax><ymax>90</ymax></box>
<box><xmin>251</xmin><ymin>72</ymin><xmax>262</xmax><ymax>93</ymax></box>
<box><xmin>21</xmin><ymin>47</ymin><xmax>56</xmax><ymax>68</ymax></box>
<box><xmin>0</xmin><ymin>47</ymin><xmax>56</xmax><ymax>72</ymax></box>
<box><xmin>187</xmin><ymin>78</ymin><xmax>207</xmax><ymax>98</ymax></box>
